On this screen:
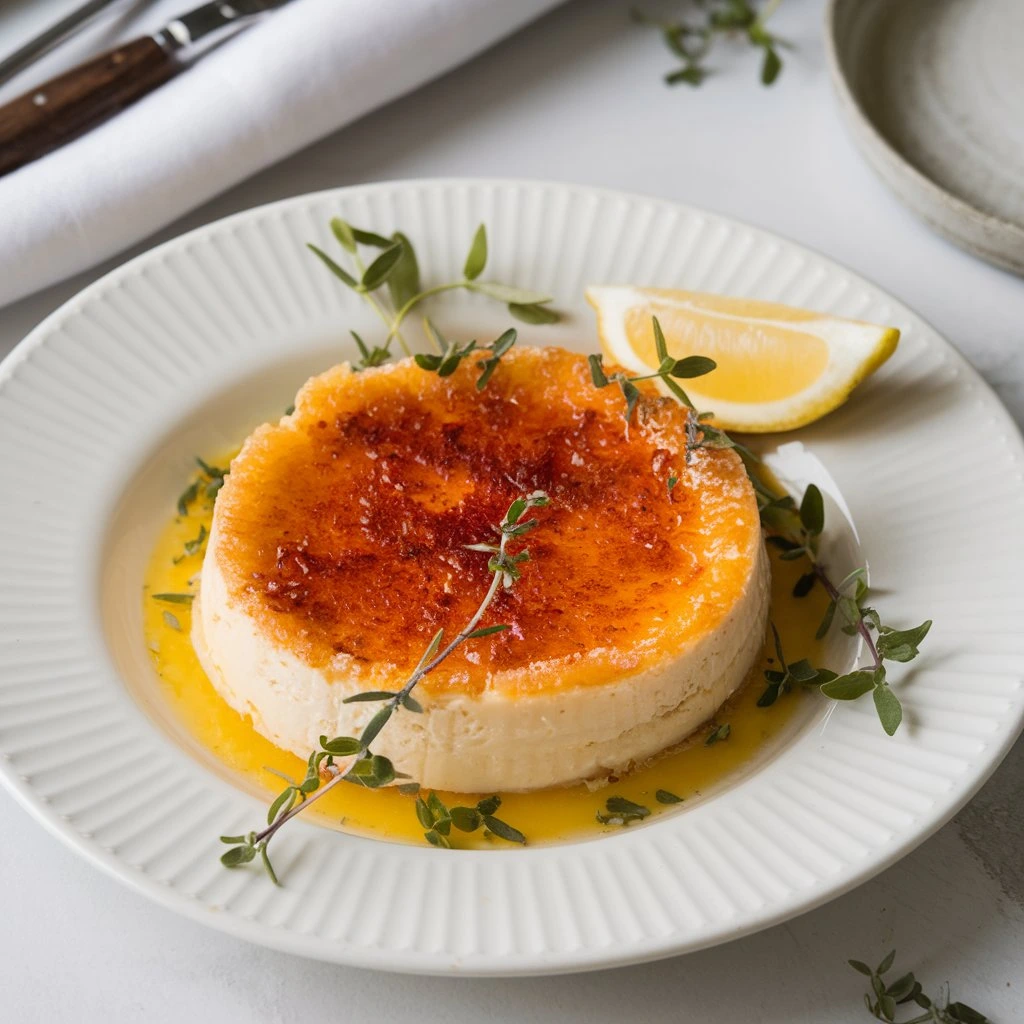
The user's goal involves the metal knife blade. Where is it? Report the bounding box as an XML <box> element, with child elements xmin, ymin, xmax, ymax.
<box><xmin>155</xmin><ymin>0</ymin><xmax>295</xmax><ymax>57</ymax></box>
<box><xmin>0</xmin><ymin>0</ymin><xmax>296</xmax><ymax>177</ymax></box>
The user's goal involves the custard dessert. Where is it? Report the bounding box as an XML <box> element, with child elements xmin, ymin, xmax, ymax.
<box><xmin>193</xmin><ymin>345</ymin><xmax>769</xmax><ymax>792</ymax></box>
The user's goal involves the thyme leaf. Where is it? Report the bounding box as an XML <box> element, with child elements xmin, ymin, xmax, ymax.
<box><xmin>596</xmin><ymin>795</ymin><xmax>651</xmax><ymax>826</ymax></box>
<box><xmin>851</xmin><ymin>950</ymin><xmax>990</xmax><ymax>1023</ymax></box>
<box><xmin>705</xmin><ymin>723</ymin><xmax>731</xmax><ymax>745</ymax></box>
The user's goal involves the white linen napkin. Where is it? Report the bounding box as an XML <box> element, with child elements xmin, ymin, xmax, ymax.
<box><xmin>0</xmin><ymin>0</ymin><xmax>562</xmax><ymax>308</ymax></box>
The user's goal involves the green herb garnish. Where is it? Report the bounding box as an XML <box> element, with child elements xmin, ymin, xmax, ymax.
<box><xmin>684</xmin><ymin>409</ymin><xmax>757</xmax><ymax>463</ymax></box>
<box><xmin>757</xmin><ymin>622</ymin><xmax>833</xmax><ymax>707</ymax></box>
<box><xmin>589</xmin><ymin>317</ymin><xmax>755</xmax><ymax>461</ymax></box>
<box><xmin>348</xmin><ymin>329</ymin><xmax>390</xmax><ymax>370</ymax></box>
<box><xmin>151</xmin><ymin>592</ymin><xmax>194</xmax><ymax>604</ymax></box>
<box><xmin>219</xmin><ymin>490</ymin><xmax>549</xmax><ymax>883</ymax></box>
<box><xmin>176</xmin><ymin>481</ymin><xmax>199</xmax><ymax>517</ymax></box>
<box><xmin>633</xmin><ymin>0</ymin><xmax>788</xmax><ymax>89</ymax></box>
<box><xmin>308</xmin><ymin>219</ymin><xmax>558</xmax><ymax>373</ymax></box>
<box><xmin>173</xmin><ymin>524</ymin><xmax>207</xmax><ymax>564</ymax></box>
<box><xmin>757</xmin><ymin>478</ymin><xmax>931</xmax><ymax>736</ymax></box>
<box><xmin>415</xmin><ymin>792</ymin><xmax>525</xmax><ymax>848</ymax></box>
<box><xmin>414</xmin><ymin>322</ymin><xmax>519</xmax><ymax>391</ymax></box>
<box><xmin>597</xmin><ymin>795</ymin><xmax>651</xmax><ymax>826</ymax></box>
<box><xmin>183</xmin><ymin>523</ymin><xmax>207</xmax><ymax>555</ymax></box>
<box><xmin>178</xmin><ymin>457</ymin><xmax>229</xmax><ymax>517</ymax></box>
<box><xmin>589</xmin><ymin>315</ymin><xmax>716</xmax><ymax>428</ymax></box>
<box><xmin>705</xmin><ymin>723</ymin><xmax>731</xmax><ymax>745</ymax></box>
<box><xmin>850</xmin><ymin>950</ymin><xmax>990</xmax><ymax>1023</ymax></box>
<box><xmin>655</xmin><ymin>789</ymin><xmax>684</xmax><ymax>804</ymax></box>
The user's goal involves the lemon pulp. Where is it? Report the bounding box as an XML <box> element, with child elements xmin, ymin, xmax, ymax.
<box><xmin>624</xmin><ymin>305</ymin><xmax>830</xmax><ymax>403</ymax></box>
<box><xmin>589</xmin><ymin>286</ymin><xmax>899</xmax><ymax>432</ymax></box>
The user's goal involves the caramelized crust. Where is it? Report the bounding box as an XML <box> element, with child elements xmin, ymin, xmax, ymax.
<box><xmin>211</xmin><ymin>346</ymin><xmax>762</xmax><ymax>696</ymax></box>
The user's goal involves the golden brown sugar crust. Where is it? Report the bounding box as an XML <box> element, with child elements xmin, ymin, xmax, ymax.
<box><xmin>211</xmin><ymin>346</ymin><xmax>762</xmax><ymax>696</ymax></box>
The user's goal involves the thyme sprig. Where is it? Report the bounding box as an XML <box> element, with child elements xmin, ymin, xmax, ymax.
<box><xmin>851</xmin><ymin>951</ymin><xmax>989</xmax><ymax>1023</ymax></box>
<box><xmin>415</xmin><ymin>792</ymin><xmax>525</xmax><ymax>848</ymax></box>
<box><xmin>633</xmin><ymin>0</ymin><xmax>787</xmax><ymax>88</ymax></box>
<box><xmin>589</xmin><ymin>316</ymin><xmax>755</xmax><ymax>463</ymax></box>
<box><xmin>414</xmin><ymin>321</ymin><xmax>518</xmax><ymax>391</ymax></box>
<box><xmin>308</xmin><ymin>219</ymin><xmax>557</xmax><ymax>368</ymax></box>
<box><xmin>166</xmin><ymin>456</ymin><xmax>227</xmax><ymax>563</ymax></box>
<box><xmin>684</xmin><ymin>408</ymin><xmax>756</xmax><ymax>462</ymax></box>
<box><xmin>759</xmin><ymin>479</ymin><xmax>931</xmax><ymax>735</ymax></box>
<box><xmin>589</xmin><ymin>315</ymin><xmax>716</xmax><ymax>427</ymax></box>
<box><xmin>219</xmin><ymin>491</ymin><xmax>548</xmax><ymax>882</ymax></box>
<box><xmin>758</xmin><ymin>622</ymin><xmax>833</xmax><ymax>707</ymax></box>
<box><xmin>177</xmin><ymin>457</ymin><xmax>228</xmax><ymax>517</ymax></box>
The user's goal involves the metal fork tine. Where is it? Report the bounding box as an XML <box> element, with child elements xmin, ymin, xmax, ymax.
<box><xmin>0</xmin><ymin>0</ymin><xmax>135</xmax><ymax>89</ymax></box>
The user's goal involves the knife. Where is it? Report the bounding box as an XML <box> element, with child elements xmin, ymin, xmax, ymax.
<box><xmin>0</xmin><ymin>0</ymin><xmax>134</xmax><ymax>90</ymax></box>
<box><xmin>0</xmin><ymin>0</ymin><xmax>293</xmax><ymax>177</ymax></box>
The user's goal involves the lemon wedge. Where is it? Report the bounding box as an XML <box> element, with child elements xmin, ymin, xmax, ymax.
<box><xmin>587</xmin><ymin>286</ymin><xmax>900</xmax><ymax>433</ymax></box>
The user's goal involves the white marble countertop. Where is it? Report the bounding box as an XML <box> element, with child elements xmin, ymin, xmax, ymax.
<box><xmin>1</xmin><ymin>0</ymin><xmax>1021</xmax><ymax>1019</ymax></box>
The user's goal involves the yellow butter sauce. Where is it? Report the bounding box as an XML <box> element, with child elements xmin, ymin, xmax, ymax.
<box><xmin>143</xmin><ymin>484</ymin><xmax>828</xmax><ymax>848</ymax></box>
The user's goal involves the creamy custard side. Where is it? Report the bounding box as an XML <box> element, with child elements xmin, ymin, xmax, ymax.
<box><xmin>145</xmin><ymin>468</ymin><xmax>827</xmax><ymax>848</ymax></box>
<box><xmin>192</xmin><ymin>347</ymin><xmax>770</xmax><ymax>792</ymax></box>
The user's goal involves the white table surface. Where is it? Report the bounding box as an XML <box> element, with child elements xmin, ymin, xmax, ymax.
<box><xmin>1</xmin><ymin>1</ymin><xmax>1022</xmax><ymax>1020</ymax></box>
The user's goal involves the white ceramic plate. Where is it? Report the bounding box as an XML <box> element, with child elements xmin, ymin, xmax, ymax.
<box><xmin>827</xmin><ymin>0</ymin><xmax>1024</xmax><ymax>276</ymax></box>
<box><xmin>1</xmin><ymin>180</ymin><xmax>1022</xmax><ymax>976</ymax></box>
